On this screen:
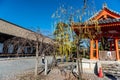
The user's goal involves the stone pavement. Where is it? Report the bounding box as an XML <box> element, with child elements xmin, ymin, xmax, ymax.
<box><xmin>82</xmin><ymin>73</ymin><xmax>110</xmax><ymax>80</ymax></box>
<box><xmin>0</xmin><ymin>56</ymin><xmax>53</xmax><ymax>80</ymax></box>
<box><xmin>102</xmin><ymin>63</ymin><xmax>120</xmax><ymax>80</ymax></box>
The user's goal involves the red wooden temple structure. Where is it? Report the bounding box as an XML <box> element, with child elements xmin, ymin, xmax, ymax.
<box><xmin>72</xmin><ymin>5</ymin><xmax>120</xmax><ymax>61</ymax></box>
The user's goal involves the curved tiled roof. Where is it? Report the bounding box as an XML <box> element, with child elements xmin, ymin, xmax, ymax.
<box><xmin>88</xmin><ymin>6</ymin><xmax>120</xmax><ymax>21</ymax></box>
<box><xmin>106</xmin><ymin>7</ymin><xmax>120</xmax><ymax>16</ymax></box>
<box><xmin>87</xmin><ymin>18</ymin><xmax>120</xmax><ymax>25</ymax></box>
<box><xmin>88</xmin><ymin>10</ymin><xmax>102</xmax><ymax>21</ymax></box>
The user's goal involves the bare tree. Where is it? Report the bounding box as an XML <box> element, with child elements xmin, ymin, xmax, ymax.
<box><xmin>3</xmin><ymin>29</ymin><xmax>55</xmax><ymax>78</ymax></box>
<box><xmin>52</xmin><ymin>0</ymin><xmax>100</xmax><ymax>80</ymax></box>
<box><xmin>26</xmin><ymin>30</ymin><xmax>55</xmax><ymax>77</ymax></box>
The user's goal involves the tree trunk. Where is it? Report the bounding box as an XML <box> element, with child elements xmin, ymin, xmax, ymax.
<box><xmin>35</xmin><ymin>42</ymin><xmax>39</xmax><ymax>77</ymax></box>
<box><xmin>79</xmin><ymin>55</ymin><xmax>83</xmax><ymax>80</ymax></box>
<box><xmin>77</xmin><ymin>39</ymin><xmax>82</xmax><ymax>80</ymax></box>
<box><xmin>77</xmin><ymin>46</ymin><xmax>81</xmax><ymax>80</ymax></box>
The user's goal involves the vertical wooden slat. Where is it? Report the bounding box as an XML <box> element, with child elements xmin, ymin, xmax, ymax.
<box><xmin>110</xmin><ymin>41</ymin><xmax>112</xmax><ymax>51</ymax></box>
<box><xmin>114</xmin><ymin>39</ymin><xmax>116</xmax><ymax>50</ymax></box>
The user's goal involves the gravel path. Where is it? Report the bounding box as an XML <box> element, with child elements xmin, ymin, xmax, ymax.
<box><xmin>0</xmin><ymin>56</ymin><xmax>53</xmax><ymax>80</ymax></box>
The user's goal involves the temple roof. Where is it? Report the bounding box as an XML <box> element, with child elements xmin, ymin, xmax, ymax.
<box><xmin>0</xmin><ymin>19</ymin><xmax>53</xmax><ymax>44</ymax></box>
<box><xmin>87</xmin><ymin>18</ymin><xmax>120</xmax><ymax>25</ymax></box>
<box><xmin>88</xmin><ymin>4</ymin><xmax>120</xmax><ymax>21</ymax></box>
<box><xmin>85</xmin><ymin>4</ymin><xmax>120</xmax><ymax>25</ymax></box>
<box><xmin>72</xmin><ymin>4</ymin><xmax>120</xmax><ymax>38</ymax></box>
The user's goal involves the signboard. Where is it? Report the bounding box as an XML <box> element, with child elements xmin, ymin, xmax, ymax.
<box><xmin>107</xmin><ymin>51</ymin><xmax>111</xmax><ymax>57</ymax></box>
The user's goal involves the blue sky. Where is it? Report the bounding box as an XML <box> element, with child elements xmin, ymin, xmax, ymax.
<box><xmin>0</xmin><ymin>0</ymin><xmax>120</xmax><ymax>36</ymax></box>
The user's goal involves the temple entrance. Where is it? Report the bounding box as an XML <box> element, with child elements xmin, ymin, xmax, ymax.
<box><xmin>89</xmin><ymin>37</ymin><xmax>119</xmax><ymax>61</ymax></box>
<box><xmin>89</xmin><ymin>37</ymin><xmax>120</xmax><ymax>61</ymax></box>
<box><xmin>90</xmin><ymin>38</ymin><xmax>117</xmax><ymax>61</ymax></box>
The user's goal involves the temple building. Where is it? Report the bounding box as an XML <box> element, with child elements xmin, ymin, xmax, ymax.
<box><xmin>0</xmin><ymin>19</ymin><xmax>53</xmax><ymax>57</ymax></box>
<box><xmin>72</xmin><ymin>4</ymin><xmax>120</xmax><ymax>61</ymax></box>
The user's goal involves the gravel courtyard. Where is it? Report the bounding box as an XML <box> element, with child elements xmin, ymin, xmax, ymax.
<box><xmin>0</xmin><ymin>56</ymin><xmax>53</xmax><ymax>80</ymax></box>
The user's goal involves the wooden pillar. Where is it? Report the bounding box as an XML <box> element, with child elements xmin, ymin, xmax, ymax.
<box><xmin>114</xmin><ymin>39</ymin><xmax>116</xmax><ymax>50</ymax></box>
<box><xmin>90</xmin><ymin>39</ymin><xmax>93</xmax><ymax>59</ymax></box>
<box><xmin>32</xmin><ymin>47</ymin><xmax>36</xmax><ymax>54</ymax></box>
<box><xmin>96</xmin><ymin>40</ymin><xmax>99</xmax><ymax>59</ymax></box>
<box><xmin>13</xmin><ymin>45</ymin><xmax>18</xmax><ymax>54</ymax></box>
<box><xmin>110</xmin><ymin>40</ymin><xmax>116</xmax><ymax>51</ymax></box>
<box><xmin>27</xmin><ymin>47</ymin><xmax>31</xmax><ymax>54</ymax></box>
<box><xmin>115</xmin><ymin>39</ymin><xmax>119</xmax><ymax>61</ymax></box>
<box><xmin>3</xmin><ymin>43</ymin><xmax>8</xmax><ymax>54</ymax></box>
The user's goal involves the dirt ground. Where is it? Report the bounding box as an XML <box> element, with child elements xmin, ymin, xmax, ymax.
<box><xmin>15</xmin><ymin>67</ymin><xmax>110</xmax><ymax>80</ymax></box>
<box><xmin>14</xmin><ymin>62</ymin><xmax>110</xmax><ymax>80</ymax></box>
<box><xmin>16</xmin><ymin>67</ymin><xmax>77</xmax><ymax>80</ymax></box>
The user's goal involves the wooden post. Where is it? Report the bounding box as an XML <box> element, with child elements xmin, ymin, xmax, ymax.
<box><xmin>3</xmin><ymin>43</ymin><xmax>8</xmax><ymax>54</ymax></box>
<box><xmin>114</xmin><ymin>39</ymin><xmax>116</xmax><ymax>50</ymax></box>
<box><xmin>110</xmin><ymin>41</ymin><xmax>112</xmax><ymax>51</ymax></box>
<box><xmin>96</xmin><ymin>40</ymin><xmax>99</xmax><ymax>60</ymax></box>
<box><xmin>115</xmin><ymin>39</ymin><xmax>119</xmax><ymax>61</ymax></box>
<box><xmin>90</xmin><ymin>39</ymin><xmax>93</xmax><ymax>59</ymax></box>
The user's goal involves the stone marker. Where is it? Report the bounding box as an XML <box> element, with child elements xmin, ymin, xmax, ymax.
<box><xmin>45</xmin><ymin>59</ymin><xmax>48</xmax><ymax>75</ymax></box>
